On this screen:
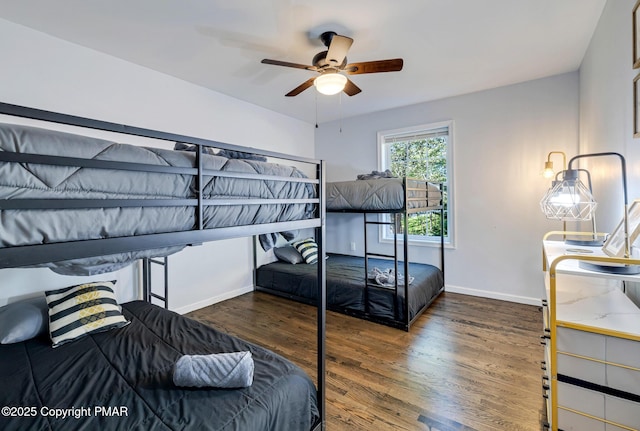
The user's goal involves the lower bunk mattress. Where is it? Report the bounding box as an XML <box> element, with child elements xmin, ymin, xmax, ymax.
<box><xmin>256</xmin><ymin>253</ymin><xmax>444</xmax><ymax>323</ymax></box>
<box><xmin>0</xmin><ymin>300</ymin><xmax>319</xmax><ymax>431</ymax></box>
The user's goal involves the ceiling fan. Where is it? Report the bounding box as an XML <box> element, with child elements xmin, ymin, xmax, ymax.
<box><xmin>261</xmin><ymin>31</ymin><xmax>403</xmax><ymax>97</ymax></box>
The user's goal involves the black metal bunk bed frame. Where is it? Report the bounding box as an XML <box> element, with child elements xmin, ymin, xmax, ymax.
<box><xmin>0</xmin><ymin>102</ymin><xmax>327</xmax><ymax>431</ymax></box>
<box><xmin>329</xmin><ymin>178</ymin><xmax>445</xmax><ymax>331</ymax></box>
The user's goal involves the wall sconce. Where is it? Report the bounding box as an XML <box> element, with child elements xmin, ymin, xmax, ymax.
<box><xmin>542</xmin><ymin>151</ymin><xmax>567</xmax><ymax>179</ymax></box>
<box><xmin>314</xmin><ymin>72</ymin><xmax>347</xmax><ymax>95</ymax></box>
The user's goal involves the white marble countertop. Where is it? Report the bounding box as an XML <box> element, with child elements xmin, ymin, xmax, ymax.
<box><xmin>543</xmin><ymin>241</ymin><xmax>640</xmax><ymax>339</ymax></box>
<box><xmin>545</xmin><ymin>273</ymin><xmax>640</xmax><ymax>338</ymax></box>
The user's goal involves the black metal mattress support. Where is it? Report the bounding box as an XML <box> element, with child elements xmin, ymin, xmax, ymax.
<box><xmin>328</xmin><ymin>178</ymin><xmax>445</xmax><ymax>331</ymax></box>
<box><xmin>0</xmin><ymin>102</ymin><xmax>327</xmax><ymax>430</ymax></box>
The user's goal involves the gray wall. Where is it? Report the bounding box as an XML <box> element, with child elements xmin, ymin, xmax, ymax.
<box><xmin>580</xmin><ymin>0</ymin><xmax>639</xmax><ymax>231</ymax></box>
<box><xmin>579</xmin><ymin>0</ymin><xmax>640</xmax><ymax>304</ymax></box>
<box><xmin>316</xmin><ymin>73</ymin><xmax>580</xmax><ymax>304</ymax></box>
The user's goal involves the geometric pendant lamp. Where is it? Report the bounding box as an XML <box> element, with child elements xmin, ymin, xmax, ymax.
<box><xmin>539</xmin><ymin>169</ymin><xmax>598</xmax><ymax>221</ymax></box>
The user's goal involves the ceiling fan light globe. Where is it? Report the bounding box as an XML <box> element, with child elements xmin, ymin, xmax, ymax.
<box><xmin>314</xmin><ymin>73</ymin><xmax>347</xmax><ymax>95</ymax></box>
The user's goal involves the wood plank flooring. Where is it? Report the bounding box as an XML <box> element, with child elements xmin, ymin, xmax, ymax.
<box><xmin>187</xmin><ymin>291</ymin><xmax>545</xmax><ymax>431</ymax></box>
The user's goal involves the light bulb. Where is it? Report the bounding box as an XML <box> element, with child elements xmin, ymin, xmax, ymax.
<box><xmin>314</xmin><ymin>73</ymin><xmax>347</xmax><ymax>95</ymax></box>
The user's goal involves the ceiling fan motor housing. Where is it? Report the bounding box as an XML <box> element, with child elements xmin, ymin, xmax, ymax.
<box><xmin>319</xmin><ymin>31</ymin><xmax>338</xmax><ymax>48</ymax></box>
<box><xmin>312</xmin><ymin>51</ymin><xmax>347</xmax><ymax>69</ymax></box>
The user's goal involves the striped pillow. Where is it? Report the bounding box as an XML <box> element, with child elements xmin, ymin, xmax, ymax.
<box><xmin>292</xmin><ymin>238</ymin><xmax>318</xmax><ymax>264</ymax></box>
<box><xmin>45</xmin><ymin>281</ymin><xmax>129</xmax><ymax>348</ymax></box>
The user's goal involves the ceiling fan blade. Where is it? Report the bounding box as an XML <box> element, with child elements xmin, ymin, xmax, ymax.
<box><xmin>343</xmin><ymin>78</ymin><xmax>362</xmax><ymax>96</ymax></box>
<box><xmin>261</xmin><ymin>58</ymin><xmax>317</xmax><ymax>71</ymax></box>
<box><xmin>326</xmin><ymin>35</ymin><xmax>353</xmax><ymax>66</ymax></box>
<box><xmin>285</xmin><ymin>77</ymin><xmax>316</xmax><ymax>97</ymax></box>
<box><xmin>344</xmin><ymin>58</ymin><xmax>403</xmax><ymax>75</ymax></box>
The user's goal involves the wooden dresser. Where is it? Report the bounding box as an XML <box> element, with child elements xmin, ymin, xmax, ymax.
<box><xmin>542</xmin><ymin>234</ymin><xmax>640</xmax><ymax>431</ymax></box>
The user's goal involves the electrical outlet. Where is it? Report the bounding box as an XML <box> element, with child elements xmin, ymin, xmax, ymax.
<box><xmin>350</xmin><ymin>241</ymin><xmax>356</xmax><ymax>251</ymax></box>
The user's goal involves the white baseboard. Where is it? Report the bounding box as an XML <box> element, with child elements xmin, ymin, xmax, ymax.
<box><xmin>172</xmin><ymin>285</ymin><xmax>254</xmax><ymax>315</ymax></box>
<box><xmin>173</xmin><ymin>283</ymin><xmax>541</xmax><ymax>314</ymax></box>
<box><xmin>445</xmin><ymin>284</ymin><xmax>541</xmax><ymax>306</ymax></box>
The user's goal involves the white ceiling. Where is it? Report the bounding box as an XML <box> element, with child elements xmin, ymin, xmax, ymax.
<box><xmin>0</xmin><ymin>0</ymin><xmax>606</xmax><ymax>125</ymax></box>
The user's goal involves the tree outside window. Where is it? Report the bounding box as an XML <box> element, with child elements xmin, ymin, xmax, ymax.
<box><xmin>378</xmin><ymin>122</ymin><xmax>452</xmax><ymax>244</ymax></box>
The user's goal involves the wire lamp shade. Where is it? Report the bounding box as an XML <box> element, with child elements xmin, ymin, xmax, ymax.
<box><xmin>540</xmin><ymin>169</ymin><xmax>597</xmax><ymax>221</ymax></box>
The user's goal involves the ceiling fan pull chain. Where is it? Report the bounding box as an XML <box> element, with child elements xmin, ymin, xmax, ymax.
<box><xmin>315</xmin><ymin>91</ymin><xmax>319</xmax><ymax>128</ymax></box>
<box><xmin>339</xmin><ymin>92</ymin><xmax>343</xmax><ymax>133</ymax></box>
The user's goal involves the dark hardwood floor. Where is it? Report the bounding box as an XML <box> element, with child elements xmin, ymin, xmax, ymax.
<box><xmin>187</xmin><ymin>291</ymin><xmax>545</xmax><ymax>431</ymax></box>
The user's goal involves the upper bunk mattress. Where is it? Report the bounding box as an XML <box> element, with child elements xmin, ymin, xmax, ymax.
<box><xmin>0</xmin><ymin>123</ymin><xmax>316</xmax><ymax>273</ymax></box>
<box><xmin>0</xmin><ymin>300</ymin><xmax>319</xmax><ymax>431</ymax></box>
<box><xmin>326</xmin><ymin>178</ymin><xmax>441</xmax><ymax>212</ymax></box>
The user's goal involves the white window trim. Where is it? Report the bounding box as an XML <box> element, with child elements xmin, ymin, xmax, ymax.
<box><xmin>376</xmin><ymin>120</ymin><xmax>455</xmax><ymax>249</ymax></box>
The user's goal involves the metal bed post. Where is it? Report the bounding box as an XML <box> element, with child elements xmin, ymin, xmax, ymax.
<box><xmin>393</xmin><ymin>212</ymin><xmax>399</xmax><ymax>322</ymax></box>
<box><xmin>142</xmin><ymin>258</ymin><xmax>150</xmax><ymax>302</ymax></box>
<box><xmin>252</xmin><ymin>237</ymin><xmax>258</xmax><ymax>290</ymax></box>
<box><xmin>403</xmin><ymin>181</ymin><xmax>410</xmax><ymax>329</ymax></box>
<box><xmin>315</xmin><ymin>160</ymin><xmax>327</xmax><ymax>431</ymax></box>
<box><xmin>195</xmin><ymin>145</ymin><xmax>204</xmax><ymax>231</ymax></box>
<box><xmin>440</xmin><ymin>183</ymin><xmax>445</xmax><ymax>285</ymax></box>
<box><xmin>363</xmin><ymin>213</ymin><xmax>369</xmax><ymax>315</ymax></box>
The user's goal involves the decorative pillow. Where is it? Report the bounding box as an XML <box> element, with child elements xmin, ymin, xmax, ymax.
<box><xmin>45</xmin><ymin>281</ymin><xmax>129</xmax><ymax>348</ymax></box>
<box><xmin>0</xmin><ymin>296</ymin><xmax>48</xmax><ymax>344</ymax></box>
<box><xmin>274</xmin><ymin>245</ymin><xmax>304</xmax><ymax>264</ymax></box>
<box><xmin>291</xmin><ymin>238</ymin><xmax>319</xmax><ymax>264</ymax></box>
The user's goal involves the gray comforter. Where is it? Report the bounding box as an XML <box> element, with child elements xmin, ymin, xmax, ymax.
<box><xmin>0</xmin><ymin>123</ymin><xmax>315</xmax><ymax>274</ymax></box>
<box><xmin>0</xmin><ymin>301</ymin><xmax>319</xmax><ymax>431</ymax></box>
<box><xmin>326</xmin><ymin>178</ymin><xmax>441</xmax><ymax>211</ymax></box>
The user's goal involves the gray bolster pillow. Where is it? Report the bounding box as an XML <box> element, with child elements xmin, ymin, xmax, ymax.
<box><xmin>173</xmin><ymin>351</ymin><xmax>254</xmax><ymax>388</ymax></box>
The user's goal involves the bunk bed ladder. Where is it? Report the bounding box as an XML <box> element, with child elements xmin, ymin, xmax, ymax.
<box><xmin>142</xmin><ymin>257</ymin><xmax>169</xmax><ymax>309</ymax></box>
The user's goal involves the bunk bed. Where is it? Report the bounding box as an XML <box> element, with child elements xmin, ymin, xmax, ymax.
<box><xmin>0</xmin><ymin>102</ymin><xmax>326</xmax><ymax>431</ymax></box>
<box><xmin>256</xmin><ymin>177</ymin><xmax>444</xmax><ymax>331</ymax></box>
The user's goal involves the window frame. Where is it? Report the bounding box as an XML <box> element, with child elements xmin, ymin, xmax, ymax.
<box><xmin>376</xmin><ymin>120</ymin><xmax>455</xmax><ymax>248</ymax></box>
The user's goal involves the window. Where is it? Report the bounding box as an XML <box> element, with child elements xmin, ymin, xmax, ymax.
<box><xmin>377</xmin><ymin>121</ymin><xmax>453</xmax><ymax>245</ymax></box>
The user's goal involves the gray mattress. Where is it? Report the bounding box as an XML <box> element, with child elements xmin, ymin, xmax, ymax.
<box><xmin>0</xmin><ymin>123</ymin><xmax>315</xmax><ymax>274</ymax></box>
<box><xmin>326</xmin><ymin>178</ymin><xmax>441</xmax><ymax>212</ymax></box>
<box><xmin>256</xmin><ymin>253</ymin><xmax>444</xmax><ymax>323</ymax></box>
